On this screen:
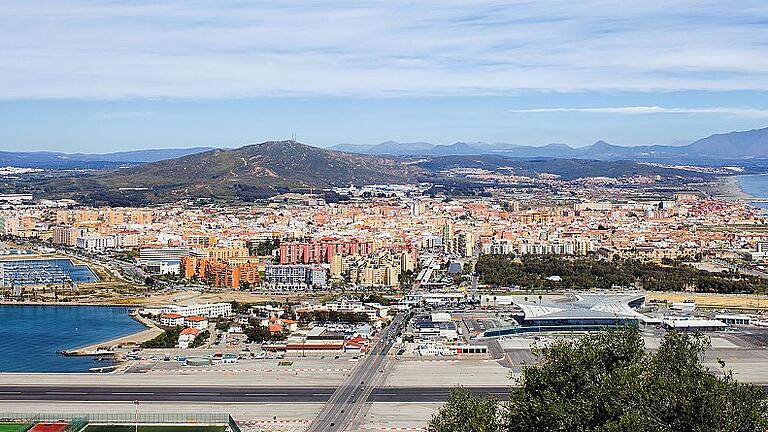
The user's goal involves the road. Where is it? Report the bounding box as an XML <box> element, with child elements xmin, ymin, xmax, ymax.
<box><xmin>306</xmin><ymin>313</ymin><xmax>405</xmax><ymax>432</ymax></box>
<box><xmin>0</xmin><ymin>385</ymin><xmax>509</xmax><ymax>403</ymax></box>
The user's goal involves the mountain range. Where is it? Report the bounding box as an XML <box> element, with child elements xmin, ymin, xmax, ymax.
<box><xmin>328</xmin><ymin>126</ymin><xmax>768</xmax><ymax>160</ymax></box>
<box><xmin>0</xmin><ymin>147</ymin><xmax>214</xmax><ymax>168</ymax></box>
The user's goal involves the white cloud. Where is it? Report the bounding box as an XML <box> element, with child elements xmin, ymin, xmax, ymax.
<box><xmin>508</xmin><ymin>106</ymin><xmax>768</xmax><ymax>118</ymax></box>
<box><xmin>2</xmin><ymin>0</ymin><xmax>768</xmax><ymax>98</ymax></box>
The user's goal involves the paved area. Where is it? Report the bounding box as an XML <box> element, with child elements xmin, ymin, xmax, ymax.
<box><xmin>357</xmin><ymin>402</ymin><xmax>442</xmax><ymax>431</ymax></box>
<box><xmin>383</xmin><ymin>358</ymin><xmax>511</xmax><ymax>388</ymax></box>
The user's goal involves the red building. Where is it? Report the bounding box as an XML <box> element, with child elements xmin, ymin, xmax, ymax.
<box><xmin>279</xmin><ymin>238</ymin><xmax>374</xmax><ymax>264</ymax></box>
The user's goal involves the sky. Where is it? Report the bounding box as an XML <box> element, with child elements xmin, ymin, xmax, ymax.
<box><xmin>2</xmin><ymin>0</ymin><xmax>768</xmax><ymax>152</ymax></box>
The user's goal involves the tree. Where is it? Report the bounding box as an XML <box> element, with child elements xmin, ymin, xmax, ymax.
<box><xmin>428</xmin><ymin>387</ymin><xmax>500</xmax><ymax>432</ymax></box>
<box><xmin>189</xmin><ymin>330</ymin><xmax>210</xmax><ymax>348</ymax></box>
<box><xmin>428</xmin><ymin>327</ymin><xmax>768</xmax><ymax>432</ymax></box>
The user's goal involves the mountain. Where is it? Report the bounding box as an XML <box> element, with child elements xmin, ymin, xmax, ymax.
<box><xmin>680</xmin><ymin>127</ymin><xmax>768</xmax><ymax>158</ymax></box>
<box><xmin>0</xmin><ymin>147</ymin><xmax>214</xmax><ymax>168</ymax></box>
<box><xmin>330</xmin><ymin>126</ymin><xmax>768</xmax><ymax>161</ymax></box>
<box><xmin>38</xmin><ymin>141</ymin><xmax>425</xmax><ymax>204</ymax></box>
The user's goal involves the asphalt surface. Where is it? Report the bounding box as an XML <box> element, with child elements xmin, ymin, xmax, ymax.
<box><xmin>0</xmin><ymin>385</ymin><xmax>509</xmax><ymax>403</ymax></box>
<box><xmin>306</xmin><ymin>313</ymin><xmax>405</xmax><ymax>432</ymax></box>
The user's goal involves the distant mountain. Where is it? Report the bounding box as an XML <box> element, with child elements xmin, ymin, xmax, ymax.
<box><xmin>38</xmin><ymin>141</ymin><xmax>425</xmax><ymax>204</ymax></box>
<box><xmin>680</xmin><ymin>127</ymin><xmax>768</xmax><ymax>158</ymax></box>
<box><xmin>330</xmin><ymin>126</ymin><xmax>768</xmax><ymax>161</ymax></box>
<box><xmin>0</xmin><ymin>147</ymin><xmax>214</xmax><ymax>168</ymax></box>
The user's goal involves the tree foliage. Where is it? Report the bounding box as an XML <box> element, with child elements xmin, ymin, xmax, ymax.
<box><xmin>475</xmin><ymin>254</ymin><xmax>767</xmax><ymax>294</ymax></box>
<box><xmin>297</xmin><ymin>310</ymin><xmax>370</xmax><ymax>325</ymax></box>
<box><xmin>427</xmin><ymin>388</ymin><xmax>500</xmax><ymax>432</ymax></box>
<box><xmin>189</xmin><ymin>329</ymin><xmax>210</xmax><ymax>348</ymax></box>
<box><xmin>140</xmin><ymin>326</ymin><xmax>182</xmax><ymax>348</ymax></box>
<box><xmin>429</xmin><ymin>328</ymin><xmax>768</xmax><ymax>432</ymax></box>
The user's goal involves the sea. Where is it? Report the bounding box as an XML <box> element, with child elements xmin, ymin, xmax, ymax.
<box><xmin>0</xmin><ymin>305</ymin><xmax>144</xmax><ymax>372</ymax></box>
<box><xmin>738</xmin><ymin>174</ymin><xmax>768</xmax><ymax>209</ymax></box>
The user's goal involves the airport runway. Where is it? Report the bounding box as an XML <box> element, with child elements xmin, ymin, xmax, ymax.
<box><xmin>0</xmin><ymin>385</ymin><xmax>509</xmax><ymax>403</ymax></box>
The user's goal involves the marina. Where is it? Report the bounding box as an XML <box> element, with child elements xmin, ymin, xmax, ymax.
<box><xmin>0</xmin><ymin>258</ymin><xmax>99</xmax><ymax>287</ymax></box>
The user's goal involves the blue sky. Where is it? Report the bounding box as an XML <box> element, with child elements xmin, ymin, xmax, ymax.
<box><xmin>2</xmin><ymin>0</ymin><xmax>768</xmax><ymax>152</ymax></box>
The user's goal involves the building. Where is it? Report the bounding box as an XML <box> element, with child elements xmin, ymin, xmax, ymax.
<box><xmin>52</xmin><ymin>226</ymin><xmax>88</xmax><ymax>246</ymax></box>
<box><xmin>140</xmin><ymin>247</ymin><xmax>196</xmax><ymax>263</ymax></box>
<box><xmin>76</xmin><ymin>235</ymin><xmax>115</xmax><ymax>251</ymax></box>
<box><xmin>264</xmin><ymin>264</ymin><xmax>327</xmax><ymax>290</ymax></box>
<box><xmin>180</xmin><ymin>256</ymin><xmax>259</xmax><ymax>289</ymax></box>
<box><xmin>662</xmin><ymin>318</ymin><xmax>728</xmax><ymax>332</ymax></box>
<box><xmin>279</xmin><ymin>238</ymin><xmax>374</xmax><ymax>265</ymax></box>
<box><xmin>184</xmin><ymin>315</ymin><xmax>209</xmax><ymax>330</ymax></box>
<box><xmin>160</xmin><ymin>312</ymin><xmax>185</xmax><ymax>326</ymax></box>
<box><xmin>483</xmin><ymin>294</ymin><xmax>650</xmax><ymax>337</ymax></box>
<box><xmin>715</xmin><ymin>314</ymin><xmax>753</xmax><ymax>326</ymax></box>
<box><xmin>161</xmin><ymin>302</ymin><xmax>232</xmax><ymax>318</ymax></box>
<box><xmin>177</xmin><ymin>327</ymin><xmax>200</xmax><ymax>349</ymax></box>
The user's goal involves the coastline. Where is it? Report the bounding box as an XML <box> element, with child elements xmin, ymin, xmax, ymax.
<box><xmin>66</xmin><ymin>310</ymin><xmax>163</xmax><ymax>354</ymax></box>
<box><xmin>2</xmin><ymin>303</ymin><xmax>161</xmax><ymax>358</ymax></box>
<box><xmin>700</xmin><ymin>175</ymin><xmax>757</xmax><ymax>201</ymax></box>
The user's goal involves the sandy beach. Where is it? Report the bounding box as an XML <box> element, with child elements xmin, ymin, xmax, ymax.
<box><xmin>696</xmin><ymin>175</ymin><xmax>756</xmax><ymax>201</ymax></box>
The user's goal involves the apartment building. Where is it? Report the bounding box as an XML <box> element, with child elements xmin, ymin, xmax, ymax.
<box><xmin>264</xmin><ymin>264</ymin><xmax>327</xmax><ymax>290</ymax></box>
<box><xmin>180</xmin><ymin>256</ymin><xmax>259</xmax><ymax>289</ymax></box>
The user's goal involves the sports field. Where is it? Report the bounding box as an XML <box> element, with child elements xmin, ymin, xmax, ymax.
<box><xmin>83</xmin><ymin>426</ymin><xmax>225</xmax><ymax>432</ymax></box>
<box><xmin>0</xmin><ymin>424</ymin><xmax>24</xmax><ymax>432</ymax></box>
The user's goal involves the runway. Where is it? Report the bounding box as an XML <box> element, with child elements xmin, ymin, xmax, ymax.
<box><xmin>0</xmin><ymin>385</ymin><xmax>510</xmax><ymax>403</ymax></box>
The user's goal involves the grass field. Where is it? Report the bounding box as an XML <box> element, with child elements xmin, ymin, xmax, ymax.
<box><xmin>0</xmin><ymin>424</ymin><xmax>24</xmax><ymax>432</ymax></box>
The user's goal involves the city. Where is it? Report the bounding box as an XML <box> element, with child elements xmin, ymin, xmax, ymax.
<box><xmin>3</xmin><ymin>1</ymin><xmax>768</xmax><ymax>432</ymax></box>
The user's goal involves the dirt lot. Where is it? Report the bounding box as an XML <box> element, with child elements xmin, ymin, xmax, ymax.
<box><xmin>648</xmin><ymin>292</ymin><xmax>768</xmax><ymax>311</ymax></box>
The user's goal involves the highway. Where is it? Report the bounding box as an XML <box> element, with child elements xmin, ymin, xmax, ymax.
<box><xmin>0</xmin><ymin>385</ymin><xmax>509</xmax><ymax>403</ymax></box>
<box><xmin>306</xmin><ymin>313</ymin><xmax>406</xmax><ymax>432</ymax></box>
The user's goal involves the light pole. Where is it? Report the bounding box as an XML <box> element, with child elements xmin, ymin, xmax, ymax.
<box><xmin>134</xmin><ymin>400</ymin><xmax>140</xmax><ymax>432</ymax></box>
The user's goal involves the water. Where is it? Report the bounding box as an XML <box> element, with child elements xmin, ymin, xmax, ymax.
<box><xmin>738</xmin><ymin>174</ymin><xmax>768</xmax><ymax>209</ymax></box>
<box><xmin>0</xmin><ymin>305</ymin><xmax>144</xmax><ymax>372</ymax></box>
<box><xmin>0</xmin><ymin>258</ymin><xmax>99</xmax><ymax>286</ymax></box>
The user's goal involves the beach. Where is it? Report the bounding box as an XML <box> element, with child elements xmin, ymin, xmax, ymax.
<box><xmin>699</xmin><ymin>176</ymin><xmax>757</xmax><ymax>201</ymax></box>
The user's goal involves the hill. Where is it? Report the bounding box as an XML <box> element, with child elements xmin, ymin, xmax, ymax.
<box><xmin>37</xmin><ymin>141</ymin><xmax>425</xmax><ymax>204</ymax></box>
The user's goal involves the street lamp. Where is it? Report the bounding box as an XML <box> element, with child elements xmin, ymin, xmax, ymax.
<box><xmin>134</xmin><ymin>400</ymin><xmax>140</xmax><ymax>432</ymax></box>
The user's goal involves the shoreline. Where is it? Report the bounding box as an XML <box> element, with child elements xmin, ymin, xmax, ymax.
<box><xmin>701</xmin><ymin>175</ymin><xmax>757</xmax><ymax>201</ymax></box>
<box><xmin>66</xmin><ymin>311</ymin><xmax>163</xmax><ymax>355</ymax></box>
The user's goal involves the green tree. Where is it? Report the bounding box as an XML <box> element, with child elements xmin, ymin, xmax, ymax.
<box><xmin>428</xmin><ymin>387</ymin><xmax>500</xmax><ymax>432</ymax></box>
<box><xmin>189</xmin><ymin>330</ymin><xmax>210</xmax><ymax>348</ymax></box>
<box><xmin>428</xmin><ymin>328</ymin><xmax>768</xmax><ymax>432</ymax></box>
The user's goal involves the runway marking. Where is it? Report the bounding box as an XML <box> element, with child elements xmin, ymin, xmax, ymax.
<box><xmin>144</xmin><ymin>368</ymin><xmax>351</xmax><ymax>374</ymax></box>
<box><xmin>244</xmin><ymin>393</ymin><xmax>289</xmax><ymax>396</ymax></box>
<box><xmin>45</xmin><ymin>391</ymin><xmax>87</xmax><ymax>395</ymax></box>
<box><xmin>0</xmin><ymin>391</ymin><xmax>22</xmax><ymax>394</ymax></box>
<box><xmin>110</xmin><ymin>392</ymin><xmax>154</xmax><ymax>395</ymax></box>
<box><xmin>178</xmin><ymin>392</ymin><xmax>220</xmax><ymax>396</ymax></box>
<box><xmin>236</xmin><ymin>419</ymin><xmax>311</xmax><ymax>425</ymax></box>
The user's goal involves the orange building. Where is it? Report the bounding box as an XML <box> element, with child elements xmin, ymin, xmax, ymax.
<box><xmin>181</xmin><ymin>256</ymin><xmax>259</xmax><ymax>289</ymax></box>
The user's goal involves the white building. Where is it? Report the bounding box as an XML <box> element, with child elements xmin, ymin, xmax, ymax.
<box><xmin>177</xmin><ymin>327</ymin><xmax>200</xmax><ymax>349</ymax></box>
<box><xmin>76</xmin><ymin>235</ymin><xmax>116</xmax><ymax>251</ymax></box>
<box><xmin>161</xmin><ymin>302</ymin><xmax>232</xmax><ymax>318</ymax></box>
